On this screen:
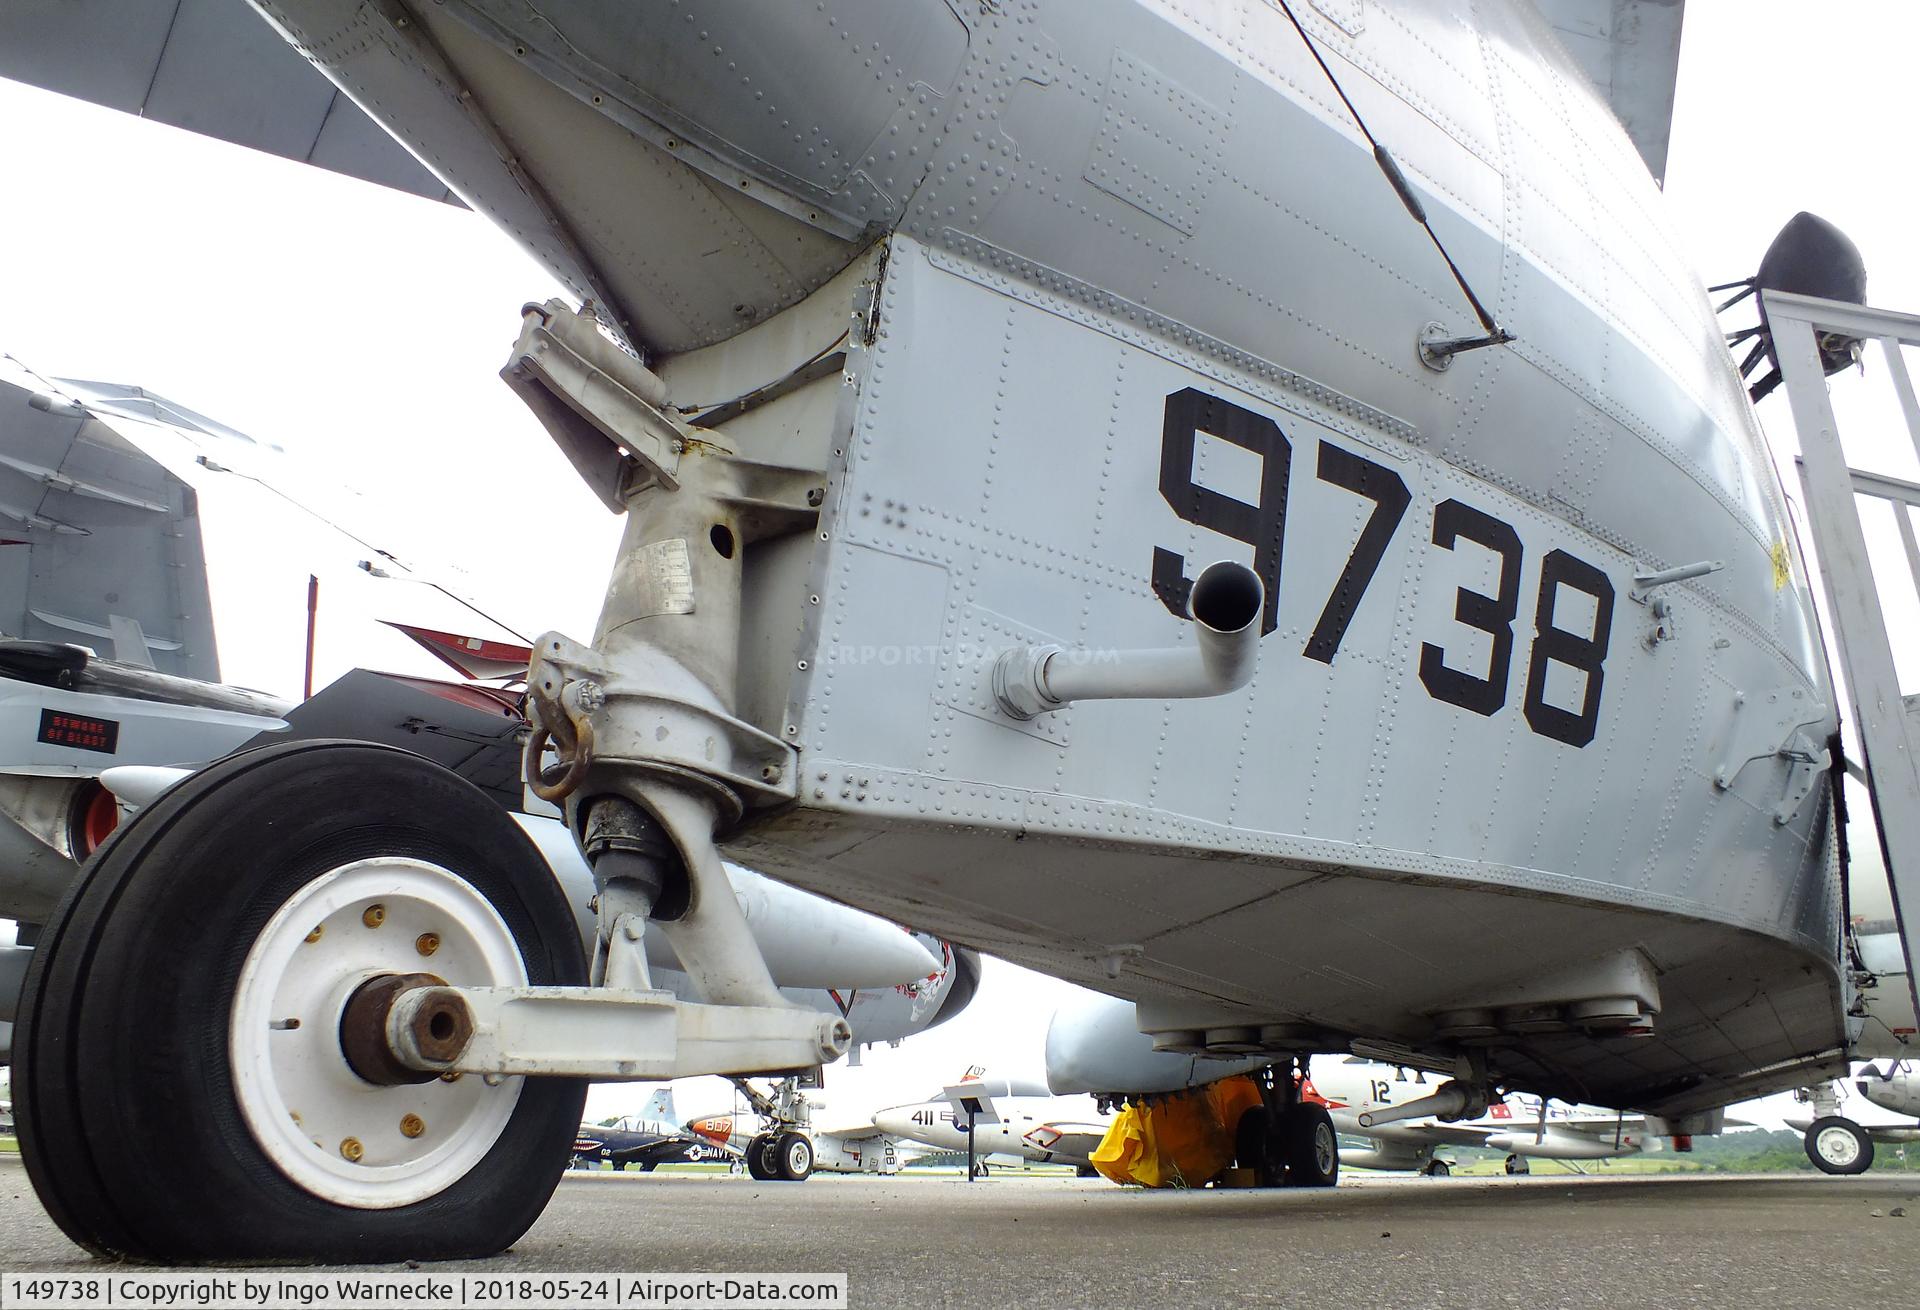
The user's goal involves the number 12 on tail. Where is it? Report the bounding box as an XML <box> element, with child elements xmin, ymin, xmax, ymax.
<box><xmin>1151</xmin><ymin>387</ymin><xmax>1614</xmax><ymax>748</ymax></box>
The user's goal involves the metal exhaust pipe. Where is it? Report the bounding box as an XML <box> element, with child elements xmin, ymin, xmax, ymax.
<box><xmin>992</xmin><ymin>560</ymin><xmax>1264</xmax><ymax>719</ymax></box>
<box><xmin>1356</xmin><ymin>1080</ymin><xmax>1485</xmax><ymax>1129</ymax></box>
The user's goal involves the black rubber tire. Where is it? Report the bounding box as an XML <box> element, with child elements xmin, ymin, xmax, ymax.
<box><xmin>14</xmin><ymin>740</ymin><xmax>588</xmax><ymax>1263</ymax></box>
<box><xmin>611</xmin><ymin>1161</ymin><xmax>627</xmax><ymax>1172</ymax></box>
<box><xmin>746</xmin><ymin>1134</ymin><xmax>777</xmax><ymax>1180</ymax></box>
<box><xmin>775</xmin><ymin>1131</ymin><xmax>814</xmax><ymax>1182</ymax></box>
<box><xmin>1805</xmin><ymin>1115</ymin><xmax>1874</xmax><ymax>1175</ymax></box>
<box><xmin>1282</xmin><ymin>1103</ymin><xmax>1340</xmax><ymax>1188</ymax></box>
<box><xmin>1234</xmin><ymin>1107</ymin><xmax>1284</xmax><ymax>1187</ymax></box>
<box><xmin>1504</xmin><ymin>1153</ymin><xmax>1530</xmax><ymax>1176</ymax></box>
<box><xmin>1423</xmin><ymin>1159</ymin><xmax>1452</xmax><ymax>1178</ymax></box>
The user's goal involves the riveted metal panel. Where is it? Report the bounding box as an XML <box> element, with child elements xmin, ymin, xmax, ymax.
<box><xmin>708</xmin><ymin>232</ymin><xmax>1847</xmax><ymax>1110</ymax></box>
<box><xmin>786</xmin><ymin>236</ymin><xmax>1830</xmax><ymax>957</ymax></box>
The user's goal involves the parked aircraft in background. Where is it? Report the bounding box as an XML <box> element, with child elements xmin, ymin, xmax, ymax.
<box><xmin>1787</xmin><ymin>1059</ymin><xmax>1920</xmax><ymax>1176</ymax></box>
<box><xmin>571</xmin><ymin>1089</ymin><xmax>729</xmax><ymax>1172</ymax></box>
<box><xmin>6</xmin><ymin>0</ymin><xmax>1920</xmax><ymax>1266</ymax></box>
<box><xmin>1309</xmin><ymin>1057</ymin><xmax>1661</xmax><ymax>1177</ymax></box>
<box><xmin>572</xmin><ymin>1119</ymin><xmax>729</xmax><ymax>1172</ymax></box>
<box><xmin>1049</xmin><ymin>992</ymin><xmax>1689</xmax><ymax>1177</ymax></box>
<box><xmin>1856</xmin><ymin>1064</ymin><xmax>1920</xmax><ymax>1121</ymax></box>
<box><xmin>873</xmin><ymin>1077</ymin><xmax>1111</xmax><ymax>1175</ymax></box>
<box><xmin>1785</xmin><ymin>926</ymin><xmax>1917</xmax><ymax>1174</ymax></box>
<box><xmin>684</xmin><ymin>1092</ymin><xmax>922</xmax><ymax>1182</ymax></box>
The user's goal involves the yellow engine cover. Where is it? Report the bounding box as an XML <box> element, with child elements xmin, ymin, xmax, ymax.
<box><xmin>1090</xmin><ymin>1077</ymin><xmax>1264</xmax><ymax>1188</ymax></box>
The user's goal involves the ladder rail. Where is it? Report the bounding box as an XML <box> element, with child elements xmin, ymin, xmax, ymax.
<box><xmin>1837</xmin><ymin>467</ymin><xmax>1920</xmax><ymax>615</ymax></box>
<box><xmin>1767</xmin><ymin>289</ymin><xmax>1920</xmax><ymax>1020</ymax></box>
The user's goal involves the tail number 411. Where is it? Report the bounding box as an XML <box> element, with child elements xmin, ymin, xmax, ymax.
<box><xmin>1151</xmin><ymin>388</ymin><xmax>1614</xmax><ymax>748</ymax></box>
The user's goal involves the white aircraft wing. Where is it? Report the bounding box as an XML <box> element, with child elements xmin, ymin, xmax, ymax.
<box><xmin>1335</xmin><ymin>1106</ymin><xmax>1664</xmax><ymax>1150</ymax></box>
<box><xmin>812</xmin><ymin>1114</ymin><xmax>890</xmax><ymax>1142</ymax></box>
<box><xmin>816</xmin><ymin>1126</ymin><xmax>932</xmax><ymax>1162</ymax></box>
<box><xmin>1861</xmin><ymin>1125</ymin><xmax>1920</xmax><ymax>1145</ymax></box>
<box><xmin>1785</xmin><ymin>1117</ymin><xmax>1920</xmax><ymax>1146</ymax></box>
<box><xmin>1022</xmin><ymin>1123</ymin><xmax>1107</xmax><ymax>1162</ymax></box>
<box><xmin>1347</xmin><ymin>1119</ymin><xmax>1499</xmax><ymax>1149</ymax></box>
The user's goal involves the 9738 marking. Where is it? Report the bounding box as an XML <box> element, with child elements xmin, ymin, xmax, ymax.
<box><xmin>1152</xmin><ymin>388</ymin><xmax>1615</xmax><ymax>748</ymax></box>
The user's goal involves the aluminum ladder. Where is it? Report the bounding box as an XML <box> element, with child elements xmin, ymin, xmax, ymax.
<box><xmin>1768</xmin><ymin>288</ymin><xmax>1920</xmax><ymax>1015</ymax></box>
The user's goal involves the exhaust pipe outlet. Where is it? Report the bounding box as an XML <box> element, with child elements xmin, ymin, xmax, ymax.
<box><xmin>1356</xmin><ymin>1079</ymin><xmax>1487</xmax><ymax>1129</ymax></box>
<box><xmin>992</xmin><ymin>560</ymin><xmax>1265</xmax><ymax>719</ymax></box>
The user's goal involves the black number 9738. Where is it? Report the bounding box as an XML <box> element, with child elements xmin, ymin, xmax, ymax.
<box><xmin>1152</xmin><ymin>387</ymin><xmax>1613</xmax><ymax>748</ymax></box>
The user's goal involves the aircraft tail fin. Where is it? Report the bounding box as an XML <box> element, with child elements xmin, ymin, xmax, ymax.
<box><xmin>640</xmin><ymin>1086</ymin><xmax>677</xmax><ymax>1126</ymax></box>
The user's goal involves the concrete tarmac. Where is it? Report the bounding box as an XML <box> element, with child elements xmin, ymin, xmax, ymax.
<box><xmin>4</xmin><ymin>1158</ymin><xmax>1919</xmax><ymax>1307</ymax></box>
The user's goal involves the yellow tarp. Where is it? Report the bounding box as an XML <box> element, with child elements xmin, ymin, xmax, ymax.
<box><xmin>1090</xmin><ymin>1076</ymin><xmax>1265</xmax><ymax>1188</ymax></box>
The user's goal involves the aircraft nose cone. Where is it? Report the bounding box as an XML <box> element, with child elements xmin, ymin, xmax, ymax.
<box><xmin>872</xmin><ymin>1108</ymin><xmax>911</xmax><ymax>1137</ymax></box>
<box><xmin>686</xmin><ymin>1117</ymin><xmax>726</xmax><ymax>1145</ymax></box>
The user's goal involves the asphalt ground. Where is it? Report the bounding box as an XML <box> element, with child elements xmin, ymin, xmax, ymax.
<box><xmin>3</xmin><ymin>1158</ymin><xmax>1918</xmax><ymax>1308</ymax></box>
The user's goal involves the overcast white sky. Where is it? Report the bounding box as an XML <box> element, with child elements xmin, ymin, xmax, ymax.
<box><xmin>1</xmin><ymin>1</ymin><xmax>1914</xmax><ymax>1131</ymax></box>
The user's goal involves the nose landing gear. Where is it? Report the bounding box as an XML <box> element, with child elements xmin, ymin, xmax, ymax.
<box><xmin>13</xmin><ymin>741</ymin><xmax>589</xmax><ymax>1263</ymax></box>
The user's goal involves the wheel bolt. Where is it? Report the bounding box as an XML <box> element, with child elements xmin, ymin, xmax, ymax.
<box><xmin>362</xmin><ymin>904</ymin><xmax>386</xmax><ymax>928</ymax></box>
<box><xmin>340</xmin><ymin>1138</ymin><xmax>364</xmax><ymax>1162</ymax></box>
<box><xmin>439</xmin><ymin>1071</ymin><xmax>463</xmax><ymax>1083</ymax></box>
<box><xmin>401</xmin><ymin>1114</ymin><xmax>426</xmax><ymax>1139</ymax></box>
<box><xmin>415</xmin><ymin>932</ymin><xmax>440</xmax><ymax>956</ymax></box>
<box><xmin>304</xmin><ymin>925</ymin><xmax>323</xmax><ymax>943</ymax></box>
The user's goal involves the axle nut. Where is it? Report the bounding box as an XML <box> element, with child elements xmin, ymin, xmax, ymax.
<box><xmin>339</xmin><ymin>972</ymin><xmax>447</xmax><ymax>1087</ymax></box>
<box><xmin>406</xmin><ymin>987</ymin><xmax>476</xmax><ymax>1066</ymax></box>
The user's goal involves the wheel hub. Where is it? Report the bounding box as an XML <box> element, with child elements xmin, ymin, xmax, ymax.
<box><xmin>1313</xmin><ymin>1122</ymin><xmax>1337</xmax><ymax>1174</ymax></box>
<box><xmin>1815</xmin><ymin>1125</ymin><xmax>1861</xmax><ymax>1166</ymax></box>
<box><xmin>229</xmin><ymin>858</ymin><xmax>529</xmax><ymax>1209</ymax></box>
<box><xmin>339</xmin><ymin>972</ymin><xmax>451</xmax><ymax>1086</ymax></box>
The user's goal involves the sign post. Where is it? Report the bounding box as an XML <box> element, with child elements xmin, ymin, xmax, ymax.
<box><xmin>942</xmin><ymin>1081</ymin><xmax>1000</xmax><ymax>1182</ymax></box>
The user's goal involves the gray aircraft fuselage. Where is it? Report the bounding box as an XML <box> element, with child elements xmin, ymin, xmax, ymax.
<box><xmin>204</xmin><ymin>0</ymin><xmax>1846</xmax><ymax>1117</ymax></box>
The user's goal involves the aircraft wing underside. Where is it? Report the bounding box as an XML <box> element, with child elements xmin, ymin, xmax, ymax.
<box><xmin>1532</xmin><ymin>0</ymin><xmax>1685</xmax><ymax>185</ymax></box>
<box><xmin>0</xmin><ymin>0</ymin><xmax>455</xmax><ymax>204</ymax></box>
<box><xmin>0</xmin><ymin>2</ymin><xmax>1685</xmax><ymax>196</ymax></box>
<box><xmin>0</xmin><ymin>1</ymin><xmax>1685</xmax><ymax>342</ymax></box>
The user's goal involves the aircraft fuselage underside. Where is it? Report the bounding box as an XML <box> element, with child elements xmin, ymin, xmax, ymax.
<box><xmin>263</xmin><ymin>0</ymin><xmax>1847</xmax><ymax>1117</ymax></box>
<box><xmin>687</xmin><ymin>224</ymin><xmax>1841</xmax><ymax>1121</ymax></box>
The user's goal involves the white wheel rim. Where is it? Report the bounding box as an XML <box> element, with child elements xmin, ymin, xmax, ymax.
<box><xmin>229</xmin><ymin>858</ymin><xmax>528</xmax><ymax>1208</ymax></box>
<box><xmin>1816</xmin><ymin>1126</ymin><xmax>1861</xmax><ymax>1167</ymax></box>
<box><xmin>788</xmin><ymin>1138</ymin><xmax>811</xmax><ymax>1174</ymax></box>
<box><xmin>1314</xmin><ymin>1124</ymin><xmax>1337</xmax><ymax>1175</ymax></box>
